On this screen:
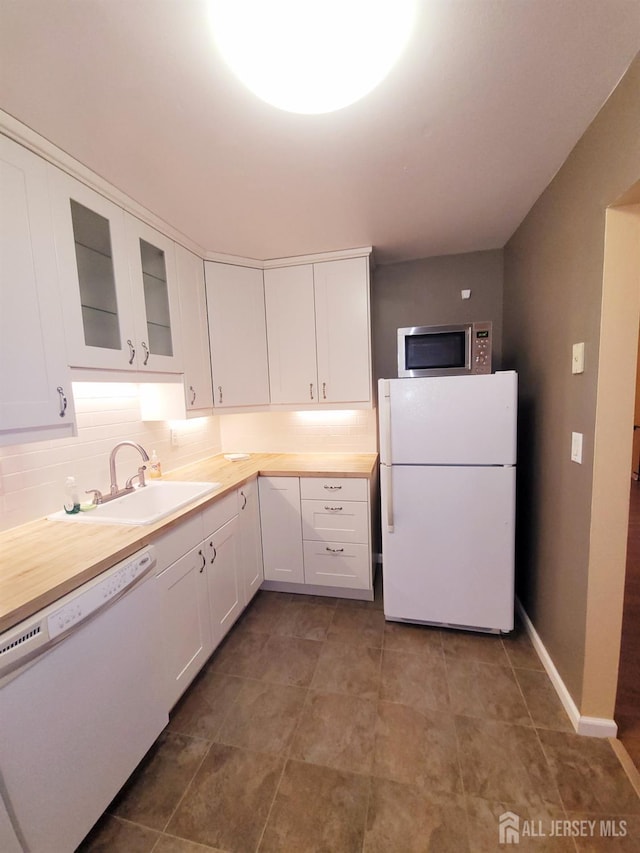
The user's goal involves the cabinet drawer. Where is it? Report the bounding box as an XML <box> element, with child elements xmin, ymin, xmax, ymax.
<box><xmin>303</xmin><ymin>541</ymin><xmax>370</xmax><ymax>589</ymax></box>
<box><xmin>301</xmin><ymin>499</ymin><xmax>368</xmax><ymax>544</ymax></box>
<box><xmin>300</xmin><ymin>477</ymin><xmax>368</xmax><ymax>502</ymax></box>
<box><xmin>153</xmin><ymin>512</ymin><xmax>205</xmax><ymax>574</ymax></box>
<box><xmin>202</xmin><ymin>490</ymin><xmax>238</xmax><ymax>536</ymax></box>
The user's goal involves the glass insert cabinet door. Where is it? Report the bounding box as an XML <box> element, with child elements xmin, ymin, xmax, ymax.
<box><xmin>49</xmin><ymin>167</ymin><xmax>135</xmax><ymax>370</ymax></box>
<box><xmin>126</xmin><ymin>213</ymin><xmax>182</xmax><ymax>373</ymax></box>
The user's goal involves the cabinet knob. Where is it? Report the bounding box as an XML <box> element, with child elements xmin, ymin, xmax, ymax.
<box><xmin>309</xmin><ymin>382</ymin><xmax>314</xmax><ymax>400</ymax></box>
<box><xmin>240</xmin><ymin>491</ymin><xmax>247</xmax><ymax>510</ymax></box>
<box><xmin>127</xmin><ymin>339</ymin><xmax>136</xmax><ymax>365</ymax></box>
<box><xmin>190</xmin><ymin>385</ymin><xmax>196</xmax><ymax>406</ymax></box>
<box><xmin>198</xmin><ymin>550</ymin><xmax>206</xmax><ymax>573</ymax></box>
<box><xmin>322</xmin><ymin>381</ymin><xmax>327</xmax><ymax>400</ymax></box>
<box><xmin>218</xmin><ymin>386</ymin><xmax>223</xmax><ymax>404</ymax></box>
<box><xmin>324</xmin><ymin>505</ymin><xmax>343</xmax><ymax>511</ymax></box>
<box><xmin>210</xmin><ymin>542</ymin><xmax>217</xmax><ymax>564</ymax></box>
<box><xmin>142</xmin><ymin>341</ymin><xmax>150</xmax><ymax>365</ymax></box>
<box><xmin>325</xmin><ymin>546</ymin><xmax>345</xmax><ymax>554</ymax></box>
<box><xmin>56</xmin><ymin>386</ymin><xmax>68</xmax><ymax>418</ymax></box>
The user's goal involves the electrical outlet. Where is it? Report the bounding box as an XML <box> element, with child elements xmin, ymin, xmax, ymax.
<box><xmin>170</xmin><ymin>428</ymin><xmax>179</xmax><ymax>448</ymax></box>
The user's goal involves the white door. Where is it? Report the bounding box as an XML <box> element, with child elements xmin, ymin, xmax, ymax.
<box><xmin>126</xmin><ymin>214</ymin><xmax>182</xmax><ymax>373</ymax></box>
<box><xmin>264</xmin><ymin>264</ymin><xmax>318</xmax><ymax>404</ymax></box>
<box><xmin>239</xmin><ymin>479</ymin><xmax>264</xmax><ymax>604</ymax></box>
<box><xmin>0</xmin><ymin>137</ymin><xmax>75</xmax><ymax>443</ymax></box>
<box><xmin>382</xmin><ymin>464</ymin><xmax>515</xmax><ymax>631</ymax></box>
<box><xmin>156</xmin><ymin>543</ymin><xmax>213</xmax><ymax>710</ymax></box>
<box><xmin>205</xmin><ymin>515</ymin><xmax>242</xmax><ymax>645</ymax></box>
<box><xmin>205</xmin><ymin>262</ymin><xmax>270</xmax><ymax>407</ymax></box>
<box><xmin>259</xmin><ymin>476</ymin><xmax>304</xmax><ymax>584</ymax></box>
<box><xmin>49</xmin><ymin>165</ymin><xmax>135</xmax><ymax>370</ymax></box>
<box><xmin>314</xmin><ymin>257</ymin><xmax>371</xmax><ymax>404</ymax></box>
<box><xmin>175</xmin><ymin>245</ymin><xmax>213</xmax><ymax>413</ymax></box>
<box><xmin>384</xmin><ymin>372</ymin><xmax>518</xmax><ymax>465</ymax></box>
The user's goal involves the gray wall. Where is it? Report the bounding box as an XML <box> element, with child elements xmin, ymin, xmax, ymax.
<box><xmin>371</xmin><ymin>249</ymin><xmax>504</xmax><ymax>383</ymax></box>
<box><xmin>503</xmin><ymin>55</ymin><xmax>640</xmax><ymax>706</ymax></box>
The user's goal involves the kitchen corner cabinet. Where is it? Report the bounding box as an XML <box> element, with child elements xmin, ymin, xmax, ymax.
<box><xmin>238</xmin><ymin>478</ymin><xmax>264</xmax><ymax>603</ymax></box>
<box><xmin>204</xmin><ymin>261</ymin><xmax>270</xmax><ymax>408</ymax></box>
<box><xmin>175</xmin><ymin>245</ymin><xmax>213</xmax><ymax>414</ymax></box>
<box><xmin>259</xmin><ymin>475</ymin><xmax>373</xmax><ymax>597</ymax></box>
<box><xmin>264</xmin><ymin>256</ymin><xmax>371</xmax><ymax>406</ymax></box>
<box><xmin>0</xmin><ymin>136</ymin><xmax>76</xmax><ymax>445</ymax></box>
<box><xmin>49</xmin><ymin>167</ymin><xmax>182</xmax><ymax>373</ymax></box>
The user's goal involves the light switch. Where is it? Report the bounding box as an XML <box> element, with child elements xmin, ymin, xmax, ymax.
<box><xmin>461</xmin><ymin>289</ymin><xmax>471</xmax><ymax>300</ymax></box>
<box><xmin>571</xmin><ymin>432</ymin><xmax>583</xmax><ymax>464</ymax></box>
<box><xmin>572</xmin><ymin>342</ymin><xmax>585</xmax><ymax>374</ymax></box>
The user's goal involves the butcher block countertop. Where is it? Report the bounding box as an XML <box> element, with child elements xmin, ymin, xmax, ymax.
<box><xmin>0</xmin><ymin>452</ymin><xmax>378</xmax><ymax>634</ymax></box>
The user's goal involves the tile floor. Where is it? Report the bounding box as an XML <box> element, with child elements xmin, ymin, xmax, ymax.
<box><xmin>81</xmin><ymin>584</ymin><xmax>640</xmax><ymax>852</ymax></box>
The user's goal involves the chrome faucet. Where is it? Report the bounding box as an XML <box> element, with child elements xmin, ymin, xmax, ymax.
<box><xmin>109</xmin><ymin>441</ymin><xmax>150</xmax><ymax>495</ymax></box>
<box><xmin>86</xmin><ymin>441</ymin><xmax>150</xmax><ymax>505</ymax></box>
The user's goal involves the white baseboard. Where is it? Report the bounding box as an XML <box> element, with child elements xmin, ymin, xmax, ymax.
<box><xmin>515</xmin><ymin>599</ymin><xmax>618</xmax><ymax>739</ymax></box>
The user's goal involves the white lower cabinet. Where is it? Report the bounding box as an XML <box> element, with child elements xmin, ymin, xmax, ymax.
<box><xmin>259</xmin><ymin>476</ymin><xmax>305</xmax><ymax>584</ymax></box>
<box><xmin>239</xmin><ymin>478</ymin><xmax>264</xmax><ymax>604</ymax></box>
<box><xmin>203</xmin><ymin>514</ymin><xmax>242</xmax><ymax>647</ymax></box>
<box><xmin>259</xmin><ymin>475</ymin><xmax>373</xmax><ymax>597</ymax></box>
<box><xmin>155</xmin><ymin>487</ymin><xmax>247</xmax><ymax>710</ymax></box>
<box><xmin>156</xmin><ymin>541</ymin><xmax>212</xmax><ymax>710</ymax></box>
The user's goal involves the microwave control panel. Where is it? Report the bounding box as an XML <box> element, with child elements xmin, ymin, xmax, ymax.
<box><xmin>471</xmin><ymin>322</ymin><xmax>492</xmax><ymax>374</ymax></box>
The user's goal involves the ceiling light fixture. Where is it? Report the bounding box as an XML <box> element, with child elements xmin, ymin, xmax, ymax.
<box><xmin>209</xmin><ymin>0</ymin><xmax>417</xmax><ymax>115</ymax></box>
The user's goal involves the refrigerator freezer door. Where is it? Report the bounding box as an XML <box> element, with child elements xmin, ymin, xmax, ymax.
<box><xmin>381</xmin><ymin>464</ymin><xmax>515</xmax><ymax>631</ymax></box>
<box><xmin>383</xmin><ymin>373</ymin><xmax>517</xmax><ymax>465</ymax></box>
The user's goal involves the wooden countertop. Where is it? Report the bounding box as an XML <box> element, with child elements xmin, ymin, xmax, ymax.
<box><xmin>0</xmin><ymin>452</ymin><xmax>378</xmax><ymax>634</ymax></box>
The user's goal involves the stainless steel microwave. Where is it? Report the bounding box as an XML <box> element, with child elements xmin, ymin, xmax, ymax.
<box><xmin>397</xmin><ymin>321</ymin><xmax>492</xmax><ymax>377</ymax></box>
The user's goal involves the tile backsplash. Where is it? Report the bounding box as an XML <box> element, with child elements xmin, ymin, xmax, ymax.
<box><xmin>0</xmin><ymin>385</ymin><xmax>377</xmax><ymax>531</ymax></box>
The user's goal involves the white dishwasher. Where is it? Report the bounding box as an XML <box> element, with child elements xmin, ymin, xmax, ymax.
<box><xmin>0</xmin><ymin>547</ymin><xmax>168</xmax><ymax>853</ymax></box>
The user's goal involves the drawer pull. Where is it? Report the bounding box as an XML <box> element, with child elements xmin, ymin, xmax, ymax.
<box><xmin>325</xmin><ymin>546</ymin><xmax>344</xmax><ymax>553</ymax></box>
<box><xmin>323</xmin><ymin>484</ymin><xmax>342</xmax><ymax>490</ymax></box>
<box><xmin>324</xmin><ymin>505</ymin><xmax>343</xmax><ymax>511</ymax></box>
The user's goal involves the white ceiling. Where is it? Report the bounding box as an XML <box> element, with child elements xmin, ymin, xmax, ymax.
<box><xmin>1</xmin><ymin>1</ymin><xmax>639</xmax><ymax>264</ymax></box>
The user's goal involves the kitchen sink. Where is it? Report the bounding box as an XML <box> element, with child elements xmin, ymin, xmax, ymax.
<box><xmin>48</xmin><ymin>481</ymin><xmax>222</xmax><ymax>526</ymax></box>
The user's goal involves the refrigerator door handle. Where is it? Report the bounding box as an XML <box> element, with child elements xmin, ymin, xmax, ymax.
<box><xmin>384</xmin><ymin>464</ymin><xmax>394</xmax><ymax>533</ymax></box>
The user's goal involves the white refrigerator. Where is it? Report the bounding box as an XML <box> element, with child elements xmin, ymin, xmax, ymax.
<box><xmin>379</xmin><ymin>372</ymin><xmax>517</xmax><ymax>633</ymax></box>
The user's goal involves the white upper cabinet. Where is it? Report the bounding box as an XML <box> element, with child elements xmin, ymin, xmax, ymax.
<box><xmin>314</xmin><ymin>256</ymin><xmax>371</xmax><ymax>404</ymax></box>
<box><xmin>264</xmin><ymin>264</ymin><xmax>318</xmax><ymax>404</ymax></box>
<box><xmin>125</xmin><ymin>214</ymin><xmax>182</xmax><ymax>373</ymax></box>
<box><xmin>49</xmin><ymin>167</ymin><xmax>133</xmax><ymax>370</ymax></box>
<box><xmin>0</xmin><ymin>136</ymin><xmax>76</xmax><ymax>444</ymax></box>
<box><xmin>175</xmin><ymin>245</ymin><xmax>213</xmax><ymax>414</ymax></box>
<box><xmin>49</xmin><ymin>167</ymin><xmax>182</xmax><ymax>373</ymax></box>
<box><xmin>264</xmin><ymin>256</ymin><xmax>372</xmax><ymax>406</ymax></box>
<box><xmin>204</xmin><ymin>261</ymin><xmax>270</xmax><ymax>408</ymax></box>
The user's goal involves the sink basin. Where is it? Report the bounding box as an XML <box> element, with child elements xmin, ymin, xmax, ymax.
<box><xmin>48</xmin><ymin>481</ymin><xmax>222</xmax><ymax>526</ymax></box>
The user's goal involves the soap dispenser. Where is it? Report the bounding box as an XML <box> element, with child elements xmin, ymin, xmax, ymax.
<box><xmin>148</xmin><ymin>450</ymin><xmax>162</xmax><ymax>479</ymax></box>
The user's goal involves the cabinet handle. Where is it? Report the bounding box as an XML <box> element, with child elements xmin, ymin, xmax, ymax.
<box><xmin>240</xmin><ymin>490</ymin><xmax>247</xmax><ymax>510</ymax></box>
<box><xmin>210</xmin><ymin>543</ymin><xmax>217</xmax><ymax>564</ymax></box>
<box><xmin>309</xmin><ymin>382</ymin><xmax>314</xmax><ymax>400</ymax></box>
<box><xmin>56</xmin><ymin>386</ymin><xmax>68</xmax><ymax>418</ymax></box>
<box><xmin>322</xmin><ymin>381</ymin><xmax>327</xmax><ymax>400</ymax></box>
<box><xmin>198</xmin><ymin>550</ymin><xmax>206</xmax><ymax>573</ymax></box>
<box><xmin>325</xmin><ymin>546</ymin><xmax>344</xmax><ymax>553</ymax></box>
<box><xmin>127</xmin><ymin>339</ymin><xmax>136</xmax><ymax>365</ymax></box>
<box><xmin>323</xmin><ymin>484</ymin><xmax>342</xmax><ymax>490</ymax></box>
<box><xmin>218</xmin><ymin>385</ymin><xmax>223</xmax><ymax>404</ymax></box>
<box><xmin>324</xmin><ymin>505</ymin><xmax>343</xmax><ymax>511</ymax></box>
<box><xmin>142</xmin><ymin>341</ymin><xmax>150</xmax><ymax>365</ymax></box>
<box><xmin>190</xmin><ymin>385</ymin><xmax>196</xmax><ymax>406</ymax></box>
